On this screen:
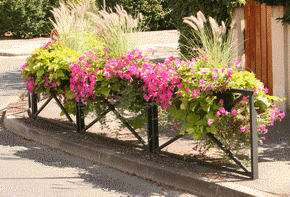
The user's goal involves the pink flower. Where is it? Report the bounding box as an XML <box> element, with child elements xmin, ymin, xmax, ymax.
<box><xmin>216</xmin><ymin>111</ymin><xmax>221</xmax><ymax>117</ymax></box>
<box><xmin>202</xmin><ymin>86</ymin><xmax>206</xmax><ymax>91</ymax></box>
<box><xmin>198</xmin><ymin>79</ymin><xmax>204</xmax><ymax>86</ymax></box>
<box><xmin>227</xmin><ymin>69</ymin><xmax>233</xmax><ymax>78</ymax></box>
<box><xmin>208</xmin><ymin>118</ymin><xmax>213</xmax><ymax>126</ymax></box>
<box><xmin>241</xmin><ymin>127</ymin><xmax>246</xmax><ymax>132</ymax></box>
<box><xmin>219</xmin><ymin>107</ymin><xmax>225</xmax><ymax>113</ymax></box>
<box><xmin>261</xmin><ymin>136</ymin><xmax>265</xmax><ymax>140</ymax></box>
<box><xmin>177</xmin><ymin>83</ymin><xmax>184</xmax><ymax>89</ymax></box>
<box><xmin>219</xmin><ymin>99</ymin><xmax>224</xmax><ymax>104</ymax></box>
<box><xmin>186</xmin><ymin>88</ymin><xmax>190</xmax><ymax>93</ymax></box>
<box><xmin>246</xmin><ymin>126</ymin><xmax>250</xmax><ymax>130</ymax></box>
<box><xmin>275</xmin><ymin>110</ymin><xmax>280</xmax><ymax>116</ymax></box>
<box><xmin>201</xmin><ymin>72</ymin><xmax>207</xmax><ymax>75</ymax></box>
<box><xmin>21</xmin><ymin>63</ymin><xmax>28</xmax><ymax>69</ymax></box>
<box><xmin>173</xmin><ymin>124</ymin><xmax>179</xmax><ymax>130</ymax></box>
<box><xmin>207</xmin><ymin>83</ymin><xmax>212</xmax><ymax>89</ymax></box>
<box><xmin>243</xmin><ymin>96</ymin><xmax>248</xmax><ymax>101</ymax></box>
<box><xmin>270</xmin><ymin>121</ymin><xmax>274</xmax><ymax>126</ymax></box>
<box><xmin>169</xmin><ymin>56</ymin><xmax>174</xmax><ymax>61</ymax></box>
<box><xmin>232</xmin><ymin>109</ymin><xmax>237</xmax><ymax>115</ymax></box>
<box><xmin>259</xmin><ymin>125</ymin><xmax>266</xmax><ymax>131</ymax></box>
<box><xmin>280</xmin><ymin>112</ymin><xmax>285</xmax><ymax>119</ymax></box>
<box><xmin>212</xmin><ymin>74</ymin><xmax>216</xmax><ymax>80</ymax></box>
<box><xmin>264</xmin><ymin>88</ymin><xmax>269</xmax><ymax>94</ymax></box>
<box><xmin>234</xmin><ymin>61</ymin><xmax>241</xmax><ymax>67</ymax></box>
<box><xmin>271</xmin><ymin>104</ymin><xmax>276</xmax><ymax>109</ymax></box>
<box><xmin>190</xmin><ymin>69</ymin><xmax>195</xmax><ymax>74</ymax></box>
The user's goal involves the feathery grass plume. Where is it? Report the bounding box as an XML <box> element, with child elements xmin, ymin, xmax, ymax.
<box><xmin>181</xmin><ymin>11</ymin><xmax>236</xmax><ymax>69</ymax></box>
<box><xmin>197</xmin><ymin>11</ymin><xmax>207</xmax><ymax>24</ymax></box>
<box><xmin>183</xmin><ymin>17</ymin><xmax>198</xmax><ymax>31</ymax></box>
<box><xmin>88</xmin><ymin>4</ymin><xmax>143</xmax><ymax>60</ymax></box>
<box><xmin>50</xmin><ymin>0</ymin><xmax>101</xmax><ymax>52</ymax></box>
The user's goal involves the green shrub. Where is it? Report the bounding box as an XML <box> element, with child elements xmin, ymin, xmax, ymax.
<box><xmin>0</xmin><ymin>0</ymin><xmax>52</xmax><ymax>38</ymax></box>
<box><xmin>101</xmin><ymin>0</ymin><xmax>174</xmax><ymax>31</ymax></box>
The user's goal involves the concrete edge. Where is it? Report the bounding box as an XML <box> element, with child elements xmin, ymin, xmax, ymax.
<box><xmin>0</xmin><ymin>52</ymin><xmax>30</xmax><ymax>56</ymax></box>
<box><xmin>3</xmin><ymin>110</ymin><xmax>276</xmax><ymax>197</ymax></box>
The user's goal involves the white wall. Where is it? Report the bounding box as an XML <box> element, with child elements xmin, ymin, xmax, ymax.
<box><xmin>232</xmin><ymin>7</ymin><xmax>246</xmax><ymax>70</ymax></box>
<box><xmin>271</xmin><ymin>6</ymin><xmax>288</xmax><ymax>111</ymax></box>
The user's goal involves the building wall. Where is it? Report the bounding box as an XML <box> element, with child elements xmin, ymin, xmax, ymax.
<box><xmin>271</xmin><ymin>6</ymin><xmax>289</xmax><ymax>111</ymax></box>
<box><xmin>232</xmin><ymin>6</ymin><xmax>245</xmax><ymax>68</ymax></box>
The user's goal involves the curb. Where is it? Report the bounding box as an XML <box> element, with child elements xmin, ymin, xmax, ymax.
<box><xmin>3</xmin><ymin>103</ymin><xmax>277</xmax><ymax>197</ymax></box>
<box><xmin>0</xmin><ymin>52</ymin><xmax>30</xmax><ymax>56</ymax></box>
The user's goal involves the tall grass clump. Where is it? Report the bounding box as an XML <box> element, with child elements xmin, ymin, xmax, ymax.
<box><xmin>50</xmin><ymin>0</ymin><xmax>101</xmax><ymax>52</ymax></box>
<box><xmin>88</xmin><ymin>5</ymin><xmax>143</xmax><ymax>59</ymax></box>
<box><xmin>182</xmin><ymin>11</ymin><xmax>235</xmax><ymax>69</ymax></box>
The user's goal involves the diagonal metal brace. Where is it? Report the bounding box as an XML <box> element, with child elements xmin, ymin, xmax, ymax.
<box><xmin>155</xmin><ymin>134</ymin><xmax>184</xmax><ymax>151</ymax></box>
<box><xmin>106</xmin><ymin>102</ymin><xmax>147</xmax><ymax>147</ymax></box>
<box><xmin>81</xmin><ymin>107</ymin><xmax>112</xmax><ymax>133</ymax></box>
<box><xmin>53</xmin><ymin>95</ymin><xmax>74</xmax><ymax>123</ymax></box>
<box><xmin>206</xmin><ymin>132</ymin><xmax>250</xmax><ymax>174</ymax></box>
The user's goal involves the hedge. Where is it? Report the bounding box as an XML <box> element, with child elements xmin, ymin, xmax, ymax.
<box><xmin>0</xmin><ymin>0</ymin><xmax>52</xmax><ymax>38</ymax></box>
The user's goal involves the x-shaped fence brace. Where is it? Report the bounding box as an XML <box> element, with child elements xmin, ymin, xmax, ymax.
<box><xmin>27</xmin><ymin>88</ymin><xmax>258</xmax><ymax>180</ymax></box>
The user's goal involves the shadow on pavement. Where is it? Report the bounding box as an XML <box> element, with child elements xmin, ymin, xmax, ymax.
<box><xmin>259</xmin><ymin>112</ymin><xmax>290</xmax><ymax>162</ymax></box>
<box><xmin>0</xmin><ymin>123</ymin><xmax>192</xmax><ymax>196</ymax></box>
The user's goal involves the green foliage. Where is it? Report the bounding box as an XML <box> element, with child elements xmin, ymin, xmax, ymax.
<box><xmin>251</xmin><ymin>0</ymin><xmax>290</xmax><ymax>24</ymax></box>
<box><xmin>0</xmin><ymin>0</ymin><xmax>52</xmax><ymax>38</ymax></box>
<box><xmin>101</xmin><ymin>0</ymin><xmax>174</xmax><ymax>30</ymax></box>
<box><xmin>21</xmin><ymin>42</ymin><xmax>81</xmax><ymax>96</ymax></box>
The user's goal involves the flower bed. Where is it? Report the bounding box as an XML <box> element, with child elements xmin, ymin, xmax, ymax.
<box><xmin>21</xmin><ymin>3</ymin><xmax>285</xmax><ymax>156</ymax></box>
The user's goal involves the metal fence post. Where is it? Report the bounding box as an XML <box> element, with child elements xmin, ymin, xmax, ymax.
<box><xmin>31</xmin><ymin>93</ymin><xmax>38</xmax><ymax>117</ymax></box>
<box><xmin>147</xmin><ymin>100</ymin><xmax>153</xmax><ymax>152</ymax></box>
<box><xmin>249</xmin><ymin>92</ymin><xmax>258</xmax><ymax>180</ymax></box>
<box><xmin>147</xmin><ymin>100</ymin><xmax>159</xmax><ymax>152</ymax></box>
<box><xmin>152</xmin><ymin>103</ymin><xmax>159</xmax><ymax>150</ymax></box>
<box><xmin>76</xmin><ymin>101</ymin><xmax>85</xmax><ymax>133</ymax></box>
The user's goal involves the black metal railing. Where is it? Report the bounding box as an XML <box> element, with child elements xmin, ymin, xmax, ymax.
<box><xmin>27</xmin><ymin>88</ymin><xmax>258</xmax><ymax>179</ymax></box>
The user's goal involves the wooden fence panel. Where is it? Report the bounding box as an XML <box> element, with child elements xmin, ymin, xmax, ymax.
<box><xmin>244</xmin><ymin>1</ymin><xmax>273</xmax><ymax>95</ymax></box>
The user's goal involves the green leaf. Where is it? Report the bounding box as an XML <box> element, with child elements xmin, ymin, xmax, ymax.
<box><xmin>65</xmin><ymin>90</ymin><xmax>74</xmax><ymax>100</ymax></box>
<box><xmin>101</xmin><ymin>88</ymin><xmax>111</xmax><ymax>97</ymax></box>
<box><xmin>186</xmin><ymin>112</ymin><xmax>200</xmax><ymax>122</ymax></box>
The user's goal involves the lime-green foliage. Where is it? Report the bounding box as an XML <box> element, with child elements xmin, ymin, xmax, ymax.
<box><xmin>21</xmin><ymin>43</ymin><xmax>81</xmax><ymax>95</ymax></box>
<box><xmin>0</xmin><ymin>0</ymin><xmax>51</xmax><ymax>38</ymax></box>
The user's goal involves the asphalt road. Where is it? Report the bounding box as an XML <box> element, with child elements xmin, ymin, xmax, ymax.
<box><xmin>0</xmin><ymin>56</ymin><xmax>200</xmax><ymax>196</ymax></box>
